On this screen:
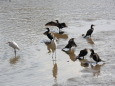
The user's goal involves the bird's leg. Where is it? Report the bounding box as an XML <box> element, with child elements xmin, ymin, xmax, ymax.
<box><xmin>96</xmin><ymin>62</ymin><xmax>98</xmax><ymax>64</ymax></box>
<box><xmin>14</xmin><ymin>49</ymin><xmax>16</xmax><ymax>58</ymax></box>
<box><xmin>59</xmin><ymin>28</ymin><xmax>62</xmax><ymax>34</ymax></box>
<box><xmin>59</xmin><ymin>29</ymin><xmax>61</xmax><ymax>33</ymax></box>
<box><xmin>52</xmin><ymin>53</ymin><xmax>54</xmax><ymax>61</ymax></box>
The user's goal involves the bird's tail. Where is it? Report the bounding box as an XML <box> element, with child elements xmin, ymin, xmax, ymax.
<box><xmin>84</xmin><ymin>35</ymin><xmax>87</xmax><ymax>38</ymax></box>
<box><xmin>101</xmin><ymin>60</ymin><xmax>106</xmax><ymax>62</ymax></box>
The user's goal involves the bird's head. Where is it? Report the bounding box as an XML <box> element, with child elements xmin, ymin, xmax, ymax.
<box><xmin>84</xmin><ymin>48</ymin><xmax>88</xmax><ymax>51</ymax></box>
<box><xmin>90</xmin><ymin>49</ymin><xmax>94</xmax><ymax>53</ymax></box>
<box><xmin>55</xmin><ymin>20</ymin><xmax>59</xmax><ymax>23</ymax></box>
<box><xmin>46</xmin><ymin>28</ymin><xmax>49</xmax><ymax>31</ymax></box>
<box><xmin>6</xmin><ymin>42</ymin><xmax>11</xmax><ymax>44</ymax></box>
<box><xmin>69</xmin><ymin>38</ymin><xmax>75</xmax><ymax>42</ymax></box>
<box><xmin>43</xmin><ymin>28</ymin><xmax>50</xmax><ymax>35</ymax></box>
<box><xmin>91</xmin><ymin>24</ymin><xmax>95</xmax><ymax>28</ymax></box>
<box><xmin>91</xmin><ymin>24</ymin><xmax>95</xmax><ymax>26</ymax></box>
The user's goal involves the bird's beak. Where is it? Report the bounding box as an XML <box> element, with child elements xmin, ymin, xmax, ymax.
<box><xmin>6</xmin><ymin>42</ymin><xmax>8</xmax><ymax>44</ymax></box>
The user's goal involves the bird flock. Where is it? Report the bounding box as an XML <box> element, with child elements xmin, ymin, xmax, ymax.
<box><xmin>7</xmin><ymin>20</ymin><xmax>104</xmax><ymax>65</ymax></box>
<box><xmin>43</xmin><ymin>20</ymin><xmax>104</xmax><ymax>64</ymax></box>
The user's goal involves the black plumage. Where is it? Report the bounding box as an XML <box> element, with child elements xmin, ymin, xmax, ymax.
<box><xmin>45</xmin><ymin>20</ymin><xmax>67</xmax><ymax>33</ymax></box>
<box><xmin>90</xmin><ymin>49</ymin><xmax>102</xmax><ymax>64</ymax></box>
<box><xmin>64</xmin><ymin>38</ymin><xmax>77</xmax><ymax>49</ymax></box>
<box><xmin>43</xmin><ymin>28</ymin><xmax>54</xmax><ymax>40</ymax></box>
<box><xmin>77</xmin><ymin>48</ymin><xmax>88</xmax><ymax>60</ymax></box>
<box><xmin>84</xmin><ymin>24</ymin><xmax>95</xmax><ymax>38</ymax></box>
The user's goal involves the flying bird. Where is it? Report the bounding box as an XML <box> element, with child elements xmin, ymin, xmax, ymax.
<box><xmin>90</xmin><ymin>49</ymin><xmax>103</xmax><ymax>64</ymax></box>
<box><xmin>84</xmin><ymin>24</ymin><xmax>95</xmax><ymax>38</ymax></box>
<box><xmin>7</xmin><ymin>41</ymin><xmax>20</xmax><ymax>58</ymax></box>
<box><xmin>45</xmin><ymin>20</ymin><xmax>67</xmax><ymax>34</ymax></box>
<box><xmin>76</xmin><ymin>48</ymin><xmax>88</xmax><ymax>60</ymax></box>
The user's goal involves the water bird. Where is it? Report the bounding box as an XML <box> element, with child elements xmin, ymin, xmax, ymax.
<box><xmin>76</xmin><ymin>48</ymin><xmax>88</xmax><ymax>60</ymax></box>
<box><xmin>62</xmin><ymin>38</ymin><xmax>77</xmax><ymax>51</ymax></box>
<box><xmin>7</xmin><ymin>41</ymin><xmax>20</xmax><ymax>58</ymax></box>
<box><xmin>90</xmin><ymin>49</ymin><xmax>103</xmax><ymax>64</ymax></box>
<box><xmin>44</xmin><ymin>28</ymin><xmax>57</xmax><ymax>60</ymax></box>
<box><xmin>45</xmin><ymin>20</ymin><xmax>67</xmax><ymax>34</ymax></box>
<box><xmin>44</xmin><ymin>28</ymin><xmax>54</xmax><ymax>40</ymax></box>
<box><xmin>84</xmin><ymin>24</ymin><xmax>95</xmax><ymax>38</ymax></box>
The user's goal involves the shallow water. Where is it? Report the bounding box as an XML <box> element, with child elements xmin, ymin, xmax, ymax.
<box><xmin>0</xmin><ymin>0</ymin><xmax>115</xmax><ymax>86</ymax></box>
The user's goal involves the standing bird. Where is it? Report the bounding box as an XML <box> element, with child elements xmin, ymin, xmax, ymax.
<box><xmin>7</xmin><ymin>41</ymin><xmax>20</xmax><ymax>58</ymax></box>
<box><xmin>62</xmin><ymin>38</ymin><xmax>77</xmax><ymax>51</ymax></box>
<box><xmin>44</xmin><ymin>28</ymin><xmax>54</xmax><ymax>40</ymax></box>
<box><xmin>45</xmin><ymin>20</ymin><xmax>67</xmax><ymax>34</ymax></box>
<box><xmin>90</xmin><ymin>49</ymin><xmax>103</xmax><ymax>64</ymax></box>
<box><xmin>76</xmin><ymin>48</ymin><xmax>88</xmax><ymax>60</ymax></box>
<box><xmin>84</xmin><ymin>24</ymin><xmax>95</xmax><ymax>38</ymax></box>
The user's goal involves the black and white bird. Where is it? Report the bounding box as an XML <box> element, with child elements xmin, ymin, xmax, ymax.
<box><xmin>76</xmin><ymin>48</ymin><xmax>88</xmax><ymax>60</ymax></box>
<box><xmin>84</xmin><ymin>24</ymin><xmax>95</xmax><ymax>38</ymax></box>
<box><xmin>90</xmin><ymin>49</ymin><xmax>103</xmax><ymax>64</ymax></box>
<box><xmin>7</xmin><ymin>41</ymin><xmax>20</xmax><ymax>58</ymax></box>
<box><xmin>44</xmin><ymin>28</ymin><xmax>54</xmax><ymax>41</ymax></box>
<box><xmin>45</xmin><ymin>20</ymin><xmax>67</xmax><ymax>34</ymax></box>
<box><xmin>62</xmin><ymin>38</ymin><xmax>77</xmax><ymax>51</ymax></box>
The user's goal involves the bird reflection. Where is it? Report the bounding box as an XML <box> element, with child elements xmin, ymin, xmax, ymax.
<box><xmin>52</xmin><ymin>60</ymin><xmax>58</xmax><ymax>84</ymax></box>
<box><xmin>44</xmin><ymin>40</ymin><xmax>56</xmax><ymax>60</ymax></box>
<box><xmin>86</xmin><ymin>37</ymin><xmax>95</xmax><ymax>45</ymax></box>
<box><xmin>91</xmin><ymin>63</ymin><xmax>105</xmax><ymax>77</ymax></box>
<box><xmin>9</xmin><ymin>56</ymin><xmax>20</xmax><ymax>64</ymax></box>
<box><xmin>52</xmin><ymin>32</ymin><xmax>68</xmax><ymax>40</ymax></box>
<box><xmin>79</xmin><ymin>59</ymin><xmax>89</xmax><ymax>67</ymax></box>
<box><xmin>62</xmin><ymin>49</ymin><xmax>76</xmax><ymax>61</ymax></box>
<box><xmin>82</xmin><ymin>34</ymin><xmax>95</xmax><ymax>45</ymax></box>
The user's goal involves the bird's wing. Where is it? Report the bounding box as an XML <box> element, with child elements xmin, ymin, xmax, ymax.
<box><xmin>73</xmin><ymin>42</ymin><xmax>77</xmax><ymax>47</ymax></box>
<box><xmin>45</xmin><ymin>21</ymin><xmax>58</xmax><ymax>26</ymax></box>
<box><xmin>86</xmin><ymin>29</ymin><xmax>93</xmax><ymax>35</ymax></box>
<box><xmin>60</xmin><ymin>23</ymin><xmax>67</xmax><ymax>27</ymax></box>
<box><xmin>95</xmin><ymin>53</ymin><xmax>99</xmax><ymax>58</ymax></box>
<box><xmin>94</xmin><ymin>53</ymin><xmax>101</xmax><ymax>61</ymax></box>
<box><xmin>12</xmin><ymin>41</ymin><xmax>20</xmax><ymax>50</ymax></box>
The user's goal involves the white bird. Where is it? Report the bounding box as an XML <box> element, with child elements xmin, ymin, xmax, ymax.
<box><xmin>7</xmin><ymin>41</ymin><xmax>20</xmax><ymax>57</ymax></box>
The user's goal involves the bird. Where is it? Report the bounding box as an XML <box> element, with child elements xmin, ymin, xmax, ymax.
<box><xmin>76</xmin><ymin>48</ymin><xmax>88</xmax><ymax>60</ymax></box>
<box><xmin>43</xmin><ymin>28</ymin><xmax>54</xmax><ymax>40</ymax></box>
<box><xmin>90</xmin><ymin>49</ymin><xmax>103</xmax><ymax>64</ymax></box>
<box><xmin>84</xmin><ymin>24</ymin><xmax>95</xmax><ymax>38</ymax></box>
<box><xmin>45</xmin><ymin>20</ymin><xmax>67</xmax><ymax>34</ymax></box>
<box><xmin>62</xmin><ymin>38</ymin><xmax>77</xmax><ymax>51</ymax></box>
<box><xmin>7</xmin><ymin>41</ymin><xmax>20</xmax><ymax>58</ymax></box>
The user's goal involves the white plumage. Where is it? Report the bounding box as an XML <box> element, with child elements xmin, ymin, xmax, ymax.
<box><xmin>8</xmin><ymin>41</ymin><xmax>20</xmax><ymax>50</ymax></box>
<box><xmin>7</xmin><ymin>41</ymin><xmax>20</xmax><ymax>57</ymax></box>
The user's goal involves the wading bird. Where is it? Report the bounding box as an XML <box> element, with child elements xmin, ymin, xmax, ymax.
<box><xmin>84</xmin><ymin>24</ymin><xmax>95</xmax><ymax>38</ymax></box>
<box><xmin>44</xmin><ymin>28</ymin><xmax>54</xmax><ymax>40</ymax></box>
<box><xmin>7</xmin><ymin>41</ymin><xmax>20</xmax><ymax>58</ymax></box>
<box><xmin>45</xmin><ymin>20</ymin><xmax>67</xmax><ymax>34</ymax></box>
<box><xmin>76</xmin><ymin>48</ymin><xmax>88</xmax><ymax>60</ymax></box>
<box><xmin>62</xmin><ymin>38</ymin><xmax>77</xmax><ymax>51</ymax></box>
<box><xmin>90</xmin><ymin>49</ymin><xmax>103</xmax><ymax>64</ymax></box>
